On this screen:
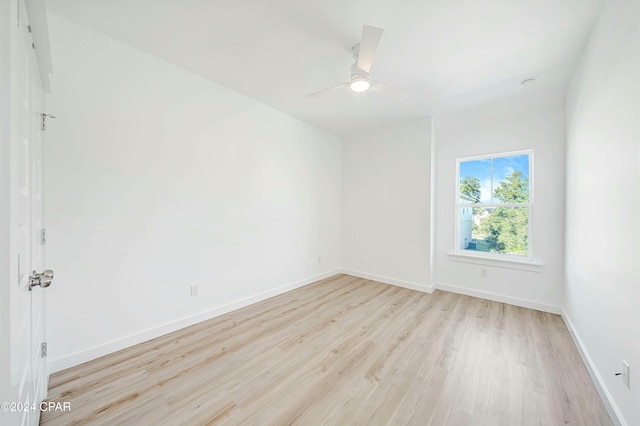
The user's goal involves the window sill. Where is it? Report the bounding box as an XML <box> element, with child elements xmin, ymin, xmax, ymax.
<box><xmin>447</xmin><ymin>252</ymin><xmax>543</xmax><ymax>272</ymax></box>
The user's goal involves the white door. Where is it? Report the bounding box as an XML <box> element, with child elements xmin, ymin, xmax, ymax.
<box><xmin>10</xmin><ymin>1</ymin><xmax>49</xmax><ymax>424</ymax></box>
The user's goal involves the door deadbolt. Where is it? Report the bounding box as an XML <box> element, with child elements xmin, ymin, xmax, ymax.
<box><xmin>30</xmin><ymin>269</ymin><xmax>54</xmax><ymax>291</ymax></box>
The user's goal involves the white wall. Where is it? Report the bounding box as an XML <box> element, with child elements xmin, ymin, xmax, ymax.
<box><xmin>434</xmin><ymin>92</ymin><xmax>566</xmax><ymax>312</ymax></box>
<box><xmin>0</xmin><ymin>0</ymin><xmax>12</xmax><ymax>405</ymax></box>
<box><xmin>342</xmin><ymin>118</ymin><xmax>432</xmax><ymax>291</ymax></box>
<box><xmin>565</xmin><ymin>0</ymin><xmax>640</xmax><ymax>423</ymax></box>
<box><xmin>44</xmin><ymin>14</ymin><xmax>342</xmax><ymax>371</ymax></box>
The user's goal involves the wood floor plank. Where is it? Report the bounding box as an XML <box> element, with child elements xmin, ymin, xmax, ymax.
<box><xmin>41</xmin><ymin>274</ymin><xmax>612</xmax><ymax>426</ymax></box>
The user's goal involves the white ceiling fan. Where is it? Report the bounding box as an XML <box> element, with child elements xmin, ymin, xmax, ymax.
<box><xmin>306</xmin><ymin>25</ymin><xmax>408</xmax><ymax>100</ymax></box>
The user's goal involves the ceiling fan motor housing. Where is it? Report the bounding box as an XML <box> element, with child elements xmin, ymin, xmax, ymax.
<box><xmin>350</xmin><ymin>62</ymin><xmax>370</xmax><ymax>80</ymax></box>
<box><xmin>350</xmin><ymin>62</ymin><xmax>371</xmax><ymax>92</ymax></box>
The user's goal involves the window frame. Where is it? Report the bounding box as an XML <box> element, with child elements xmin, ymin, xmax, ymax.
<box><xmin>454</xmin><ymin>149</ymin><xmax>534</xmax><ymax>262</ymax></box>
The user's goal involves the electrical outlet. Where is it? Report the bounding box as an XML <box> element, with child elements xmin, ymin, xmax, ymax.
<box><xmin>317</xmin><ymin>256</ymin><xmax>322</xmax><ymax>264</ymax></box>
<box><xmin>622</xmin><ymin>360</ymin><xmax>630</xmax><ymax>388</ymax></box>
<box><xmin>190</xmin><ymin>285</ymin><xmax>199</xmax><ymax>297</ymax></box>
<box><xmin>480</xmin><ymin>268</ymin><xmax>488</xmax><ymax>278</ymax></box>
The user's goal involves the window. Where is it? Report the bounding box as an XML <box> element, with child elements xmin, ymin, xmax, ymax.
<box><xmin>456</xmin><ymin>150</ymin><xmax>533</xmax><ymax>260</ymax></box>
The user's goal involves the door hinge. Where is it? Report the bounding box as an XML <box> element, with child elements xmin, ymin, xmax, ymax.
<box><xmin>41</xmin><ymin>228</ymin><xmax>47</xmax><ymax>245</ymax></box>
<box><xmin>41</xmin><ymin>342</ymin><xmax>47</xmax><ymax>358</ymax></box>
<box><xmin>41</xmin><ymin>113</ymin><xmax>56</xmax><ymax>130</ymax></box>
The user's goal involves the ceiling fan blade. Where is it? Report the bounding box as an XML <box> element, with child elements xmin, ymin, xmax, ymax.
<box><xmin>356</xmin><ymin>25</ymin><xmax>383</xmax><ymax>73</ymax></box>
<box><xmin>305</xmin><ymin>82</ymin><xmax>349</xmax><ymax>98</ymax></box>
<box><xmin>370</xmin><ymin>82</ymin><xmax>410</xmax><ymax>102</ymax></box>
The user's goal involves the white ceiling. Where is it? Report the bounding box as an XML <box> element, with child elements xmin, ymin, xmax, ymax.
<box><xmin>47</xmin><ymin>0</ymin><xmax>603</xmax><ymax>136</ymax></box>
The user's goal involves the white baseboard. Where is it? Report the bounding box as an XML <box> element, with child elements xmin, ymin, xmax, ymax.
<box><xmin>48</xmin><ymin>269</ymin><xmax>341</xmax><ymax>373</ymax></box>
<box><xmin>561</xmin><ymin>310</ymin><xmax>625</xmax><ymax>426</ymax></box>
<box><xmin>341</xmin><ymin>269</ymin><xmax>434</xmax><ymax>294</ymax></box>
<box><xmin>434</xmin><ymin>281</ymin><xmax>562</xmax><ymax>314</ymax></box>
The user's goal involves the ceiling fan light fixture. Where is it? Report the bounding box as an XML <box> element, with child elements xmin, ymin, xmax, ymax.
<box><xmin>350</xmin><ymin>76</ymin><xmax>370</xmax><ymax>92</ymax></box>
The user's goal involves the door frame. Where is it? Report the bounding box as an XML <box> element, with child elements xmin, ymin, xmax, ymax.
<box><xmin>1</xmin><ymin>0</ymin><xmax>14</xmax><ymax>410</ymax></box>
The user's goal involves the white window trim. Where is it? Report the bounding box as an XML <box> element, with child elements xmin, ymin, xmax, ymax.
<box><xmin>447</xmin><ymin>251</ymin><xmax>543</xmax><ymax>272</ymax></box>
<box><xmin>455</xmin><ymin>149</ymin><xmax>535</xmax><ymax>263</ymax></box>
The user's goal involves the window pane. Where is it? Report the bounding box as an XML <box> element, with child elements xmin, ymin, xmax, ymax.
<box><xmin>491</xmin><ymin>154</ymin><xmax>530</xmax><ymax>203</ymax></box>
<box><xmin>459</xmin><ymin>207</ymin><xmax>528</xmax><ymax>256</ymax></box>
<box><xmin>459</xmin><ymin>159</ymin><xmax>490</xmax><ymax>203</ymax></box>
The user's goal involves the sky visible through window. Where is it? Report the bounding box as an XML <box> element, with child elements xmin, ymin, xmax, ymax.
<box><xmin>459</xmin><ymin>154</ymin><xmax>529</xmax><ymax>203</ymax></box>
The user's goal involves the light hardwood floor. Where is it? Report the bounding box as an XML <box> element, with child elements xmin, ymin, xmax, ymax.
<box><xmin>41</xmin><ymin>274</ymin><xmax>611</xmax><ymax>425</ymax></box>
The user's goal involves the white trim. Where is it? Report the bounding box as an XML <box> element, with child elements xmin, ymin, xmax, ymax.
<box><xmin>0</xmin><ymin>1</ymin><xmax>11</xmax><ymax>406</ymax></box>
<box><xmin>435</xmin><ymin>281</ymin><xmax>561</xmax><ymax>314</ymax></box>
<box><xmin>341</xmin><ymin>269</ymin><xmax>434</xmax><ymax>294</ymax></box>
<box><xmin>448</xmin><ymin>251</ymin><xmax>543</xmax><ymax>272</ymax></box>
<box><xmin>429</xmin><ymin>116</ymin><xmax>438</xmax><ymax>293</ymax></box>
<box><xmin>47</xmin><ymin>269</ymin><xmax>341</xmax><ymax>373</ymax></box>
<box><xmin>457</xmin><ymin>149</ymin><xmax>536</xmax><ymax>164</ymax></box>
<box><xmin>561</xmin><ymin>309</ymin><xmax>626</xmax><ymax>426</ymax></box>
